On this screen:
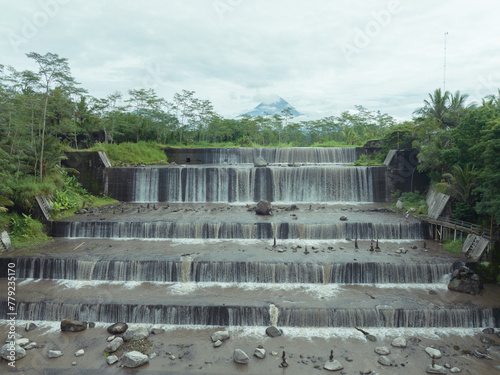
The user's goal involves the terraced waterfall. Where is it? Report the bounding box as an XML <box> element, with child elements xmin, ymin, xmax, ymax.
<box><xmin>1</xmin><ymin>147</ymin><xmax>499</xmax><ymax>333</ymax></box>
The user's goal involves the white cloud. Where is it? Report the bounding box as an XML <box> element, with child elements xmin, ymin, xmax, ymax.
<box><xmin>1</xmin><ymin>0</ymin><xmax>499</xmax><ymax>120</ymax></box>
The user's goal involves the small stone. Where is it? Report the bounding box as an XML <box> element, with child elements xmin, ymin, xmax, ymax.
<box><xmin>48</xmin><ymin>350</ymin><xmax>63</xmax><ymax>358</ymax></box>
<box><xmin>152</xmin><ymin>328</ymin><xmax>165</xmax><ymax>335</ymax></box>
<box><xmin>425</xmin><ymin>347</ymin><xmax>442</xmax><ymax>359</ymax></box>
<box><xmin>375</xmin><ymin>346</ymin><xmax>391</xmax><ymax>355</ymax></box>
<box><xmin>88</xmin><ymin>322</ymin><xmax>96</xmax><ymax>328</ymax></box>
<box><xmin>426</xmin><ymin>364</ymin><xmax>447</xmax><ymax>374</ymax></box>
<box><xmin>149</xmin><ymin>352</ymin><xmax>157</xmax><ymax>359</ymax></box>
<box><xmin>271</xmin><ymin>351</ymin><xmax>278</xmax><ymax>356</ymax></box>
<box><xmin>345</xmin><ymin>357</ymin><xmax>353</xmax><ymax>362</ymax></box>
<box><xmin>340</xmin><ymin>216</ymin><xmax>348</xmax><ymax>221</ymax></box>
<box><xmin>24</xmin><ymin>342</ymin><xmax>37</xmax><ymax>350</ymax></box>
<box><xmin>378</xmin><ymin>356</ymin><xmax>391</xmax><ymax>366</ymax></box>
<box><xmin>107</xmin><ymin>355</ymin><xmax>119</xmax><ymax>365</ymax></box>
<box><xmin>211</xmin><ymin>330</ymin><xmax>230</xmax><ymax>342</ymax></box>
<box><xmin>5</xmin><ymin>333</ymin><xmax>23</xmax><ymax>342</ymax></box>
<box><xmin>169</xmin><ymin>355</ymin><xmax>176</xmax><ymax>360</ymax></box>
<box><xmin>233</xmin><ymin>349</ymin><xmax>250</xmax><ymax>364</ymax></box>
<box><xmin>450</xmin><ymin>368</ymin><xmax>461</xmax><ymax>373</ymax></box>
<box><xmin>107</xmin><ymin>335</ymin><xmax>115</xmax><ymax>342</ymax></box>
<box><xmin>265</xmin><ymin>326</ymin><xmax>282</xmax><ymax>337</ymax></box>
<box><xmin>107</xmin><ymin>322</ymin><xmax>128</xmax><ymax>334</ymax></box>
<box><xmin>482</xmin><ymin>328</ymin><xmax>495</xmax><ymax>334</ymax></box>
<box><xmin>254</xmin><ymin>347</ymin><xmax>266</xmax><ymax>359</ymax></box>
<box><xmin>323</xmin><ymin>359</ymin><xmax>343</xmax><ymax>371</ymax></box>
<box><xmin>360</xmin><ymin>370</ymin><xmax>372</xmax><ymax>375</ymax></box>
<box><xmin>60</xmin><ymin>319</ymin><xmax>87</xmax><ymax>332</ymax></box>
<box><xmin>213</xmin><ymin>340</ymin><xmax>223</xmax><ymax>348</ymax></box>
<box><xmin>16</xmin><ymin>338</ymin><xmax>30</xmax><ymax>347</ymax></box>
<box><xmin>75</xmin><ymin>349</ymin><xmax>84</xmax><ymax>357</ymax></box>
<box><xmin>25</xmin><ymin>322</ymin><xmax>37</xmax><ymax>332</ymax></box>
<box><xmin>391</xmin><ymin>336</ymin><xmax>407</xmax><ymax>348</ymax></box>
<box><xmin>105</xmin><ymin>337</ymin><xmax>124</xmax><ymax>353</ymax></box>
<box><xmin>72</xmin><ymin>361</ymin><xmax>77</xmax><ymax>366</ymax></box>
<box><xmin>365</xmin><ymin>334</ymin><xmax>377</xmax><ymax>342</ymax></box>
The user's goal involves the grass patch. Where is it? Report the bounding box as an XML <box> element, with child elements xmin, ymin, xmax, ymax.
<box><xmin>391</xmin><ymin>190</ymin><xmax>428</xmax><ymax>216</ymax></box>
<box><xmin>442</xmin><ymin>239</ymin><xmax>465</xmax><ymax>254</ymax></box>
<box><xmin>88</xmin><ymin>141</ymin><xmax>169</xmax><ymax>165</ymax></box>
<box><xmin>7</xmin><ymin>213</ymin><xmax>49</xmax><ymax>248</ymax></box>
<box><xmin>352</xmin><ymin>153</ymin><xmax>385</xmax><ymax>166</ymax></box>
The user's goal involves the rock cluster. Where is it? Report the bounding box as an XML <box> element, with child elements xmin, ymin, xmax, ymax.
<box><xmin>448</xmin><ymin>266</ymin><xmax>482</xmax><ymax>295</ymax></box>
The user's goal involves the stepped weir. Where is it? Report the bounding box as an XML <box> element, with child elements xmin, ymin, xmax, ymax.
<box><xmin>1</xmin><ymin>147</ymin><xmax>499</xmax><ymax>337</ymax></box>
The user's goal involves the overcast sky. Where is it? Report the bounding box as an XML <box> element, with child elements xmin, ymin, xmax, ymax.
<box><xmin>1</xmin><ymin>0</ymin><xmax>500</xmax><ymax>120</ymax></box>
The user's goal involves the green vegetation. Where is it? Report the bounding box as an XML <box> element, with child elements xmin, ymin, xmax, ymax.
<box><xmin>6</xmin><ymin>213</ymin><xmax>49</xmax><ymax>248</ymax></box>
<box><xmin>89</xmin><ymin>141</ymin><xmax>168</xmax><ymax>165</ymax></box>
<box><xmin>391</xmin><ymin>191</ymin><xmax>428</xmax><ymax>216</ymax></box>
<box><xmin>352</xmin><ymin>153</ymin><xmax>385</xmax><ymax>166</ymax></box>
<box><xmin>51</xmin><ymin>173</ymin><xmax>118</xmax><ymax>219</ymax></box>
<box><xmin>442</xmin><ymin>239</ymin><xmax>465</xmax><ymax>254</ymax></box>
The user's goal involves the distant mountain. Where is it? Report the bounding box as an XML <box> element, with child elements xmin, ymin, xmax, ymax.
<box><xmin>238</xmin><ymin>97</ymin><xmax>303</xmax><ymax>118</ymax></box>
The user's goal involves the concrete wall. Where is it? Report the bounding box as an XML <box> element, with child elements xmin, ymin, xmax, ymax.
<box><xmin>63</xmin><ymin>151</ymin><xmax>111</xmax><ymax>195</ymax></box>
<box><xmin>383</xmin><ymin>149</ymin><xmax>429</xmax><ymax>197</ymax></box>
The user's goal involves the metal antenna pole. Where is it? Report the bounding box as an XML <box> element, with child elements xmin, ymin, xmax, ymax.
<box><xmin>443</xmin><ymin>32</ymin><xmax>448</xmax><ymax>92</ymax></box>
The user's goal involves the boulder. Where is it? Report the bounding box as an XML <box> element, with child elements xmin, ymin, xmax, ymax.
<box><xmin>255</xmin><ymin>200</ymin><xmax>272</xmax><ymax>215</ymax></box>
<box><xmin>107</xmin><ymin>355</ymin><xmax>119</xmax><ymax>365</ymax></box>
<box><xmin>265</xmin><ymin>326</ymin><xmax>282</xmax><ymax>338</ymax></box>
<box><xmin>75</xmin><ymin>349</ymin><xmax>85</xmax><ymax>357</ymax></box>
<box><xmin>425</xmin><ymin>347</ymin><xmax>442</xmax><ymax>359</ymax></box>
<box><xmin>211</xmin><ymin>330</ymin><xmax>230</xmax><ymax>342</ymax></box>
<box><xmin>482</xmin><ymin>328</ymin><xmax>495</xmax><ymax>334</ymax></box>
<box><xmin>16</xmin><ymin>338</ymin><xmax>30</xmax><ymax>347</ymax></box>
<box><xmin>378</xmin><ymin>356</ymin><xmax>391</xmax><ymax>366</ymax></box>
<box><xmin>391</xmin><ymin>336</ymin><xmax>407</xmax><ymax>348</ymax></box>
<box><xmin>123</xmin><ymin>325</ymin><xmax>149</xmax><ymax>341</ymax></box>
<box><xmin>0</xmin><ymin>343</ymin><xmax>26</xmax><ymax>360</ymax></box>
<box><xmin>48</xmin><ymin>350</ymin><xmax>63</xmax><ymax>358</ymax></box>
<box><xmin>254</xmin><ymin>347</ymin><xmax>266</xmax><ymax>359</ymax></box>
<box><xmin>5</xmin><ymin>333</ymin><xmax>23</xmax><ymax>342</ymax></box>
<box><xmin>60</xmin><ymin>319</ymin><xmax>87</xmax><ymax>332</ymax></box>
<box><xmin>107</xmin><ymin>322</ymin><xmax>128</xmax><ymax>334</ymax></box>
<box><xmin>396</xmin><ymin>200</ymin><xmax>404</xmax><ymax>210</ymax></box>
<box><xmin>122</xmin><ymin>351</ymin><xmax>149</xmax><ymax>368</ymax></box>
<box><xmin>375</xmin><ymin>346</ymin><xmax>391</xmax><ymax>355</ymax></box>
<box><xmin>254</xmin><ymin>156</ymin><xmax>267</xmax><ymax>167</ymax></box>
<box><xmin>323</xmin><ymin>359</ymin><xmax>343</xmax><ymax>371</ymax></box>
<box><xmin>233</xmin><ymin>349</ymin><xmax>250</xmax><ymax>364</ymax></box>
<box><xmin>105</xmin><ymin>337</ymin><xmax>124</xmax><ymax>353</ymax></box>
<box><xmin>447</xmin><ymin>266</ymin><xmax>481</xmax><ymax>295</ymax></box>
<box><xmin>1</xmin><ymin>231</ymin><xmax>13</xmax><ymax>251</ymax></box>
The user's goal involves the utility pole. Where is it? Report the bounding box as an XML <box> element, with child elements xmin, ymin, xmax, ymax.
<box><xmin>443</xmin><ymin>32</ymin><xmax>448</xmax><ymax>92</ymax></box>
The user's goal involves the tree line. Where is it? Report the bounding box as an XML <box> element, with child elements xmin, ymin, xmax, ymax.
<box><xmin>1</xmin><ymin>52</ymin><xmax>499</xmax><ymax>227</ymax></box>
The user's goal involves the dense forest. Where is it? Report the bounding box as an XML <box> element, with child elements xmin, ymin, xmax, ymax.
<box><xmin>1</xmin><ymin>52</ymin><xmax>499</xmax><ymax>232</ymax></box>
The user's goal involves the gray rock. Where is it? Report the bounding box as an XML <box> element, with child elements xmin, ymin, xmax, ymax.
<box><xmin>149</xmin><ymin>352</ymin><xmax>157</xmax><ymax>359</ymax></box>
<box><xmin>396</xmin><ymin>200</ymin><xmax>404</xmax><ymax>209</ymax></box>
<box><xmin>75</xmin><ymin>349</ymin><xmax>84</xmax><ymax>357</ymax></box>
<box><xmin>122</xmin><ymin>351</ymin><xmax>149</xmax><ymax>368</ymax></box>
<box><xmin>169</xmin><ymin>354</ymin><xmax>176</xmax><ymax>360</ymax></box>
<box><xmin>107</xmin><ymin>322</ymin><xmax>128</xmax><ymax>334</ymax></box>
<box><xmin>107</xmin><ymin>355</ymin><xmax>119</xmax><ymax>365</ymax></box>
<box><xmin>254</xmin><ymin>156</ymin><xmax>267</xmax><ymax>167</ymax></box>
<box><xmin>16</xmin><ymin>338</ymin><xmax>30</xmax><ymax>347</ymax></box>
<box><xmin>391</xmin><ymin>336</ymin><xmax>407</xmax><ymax>348</ymax></box>
<box><xmin>255</xmin><ymin>200</ymin><xmax>272</xmax><ymax>215</ymax></box>
<box><xmin>1</xmin><ymin>231</ymin><xmax>13</xmax><ymax>251</ymax></box>
<box><xmin>254</xmin><ymin>347</ymin><xmax>266</xmax><ymax>359</ymax></box>
<box><xmin>0</xmin><ymin>343</ymin><xmax>26</xmax><ymax>360</ymax></box>
<box><xmin>211</xmin><ymin>330</ymin><xmax>230</xmax><ymax>342</ymax></box>
<box><xmin>450</xmin><ymin>368</ymin><xmax>461</xmax><ymax>373</ymax></box>
<box><xmin>24</xmin><ymin>342</ymin><xmax>37</xmax><ymax>350</ymax></box>
<box><xmin>5</xmin><ymin>333</ymin><xmax>23</xmax><ymax>342</ymax></box>
<box><xmin>60</xmin><ymin>319</ymin><xmax>87</xmax><ymax>332</ymax></box>
<box><xmin>123</xmin><ymin>325</ymin><xmax>149</xmax><ymax>341</ymax></box>
<box><xmin>339</xmin><ymin>215</ymin><xmax>348</xmax><ymax>221</ymax></box>
<box><xmin>107</xmin><ymin>335</ymin><xmax>115</xmax><ymax>342</ymax></box>
<box><xmin>375</xmin><ymin>346</ymin><xmax>391</xmax><ymax>355</ymax></box>
<box><xmin>377</xmin><ymin>356</ymin><xmax>391</xmax><ymax>366</ymax></box>
<box><xmin>72</xmin><ymin>361</ymin><xmax>77</xmax><ymax>366</ymax></box>
<box><xmin>425</xmin><ymin>347</ymin><xmax>442</xmax><ymax>359</ymax></box>
<box><xmin>213</xmin><ymin>340</ymin><xmax>223</xmax><ymax>347</ymax></box>
<box><xmin>105</xmin><ymin>337</ymin><xmax>124</xmax><ymax>353</ymax></box>
<box><xmin>426</xmin><ymin>364</ymin><xmax>447</xmax><ymax>374</ymax></box>
<box><xmin>323</xmin><ymin>359</ymin><xmax>343</xmax><ymax>371</ymax></box>
<box><xmin>482</xmin><ymin>328</ymin><xmax>495</xmax><ymax>334</ymax></box>
<box><xmin>151</xmin><ymin>328</ymin><xmax>165</xmax><ymax>335</ymax></box>
<box><xmin>48</xmin><ymin>350</ymin><xmax>63</xmax><ymax>358</ymax></box>
<box><xmin>360</xmin><ymin>370</ymin><xmax>372</xmax><ymax>375</ymax></box>
<box><xmin>365</xmin><ymin>334</ymin><xmax>377</xmax><ymax>342</ymax></box>
<box><xmin>233</xmin><ymin>349</ymin><xmax>250</xmax><ymax>364</ymax></box>
<box><xmin>265</xmin><ymin>326</ymin><xmax>282</xmax><ymax>337</ymax></box>
<box><xmin>25</xmin><ymin>322</ymin><xmax>37</xmax><ymax>332</ymax></box>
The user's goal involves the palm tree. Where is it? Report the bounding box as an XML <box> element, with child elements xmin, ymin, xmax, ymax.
<box><xmin>414</xmin><ymin>88</ymin><xmax>450</xmax><ymax>127</ymax></box>
<box><xmin>437</xmin><ymin>164</ymin><xmax>477</xmax><ymax>206</ymax></box>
